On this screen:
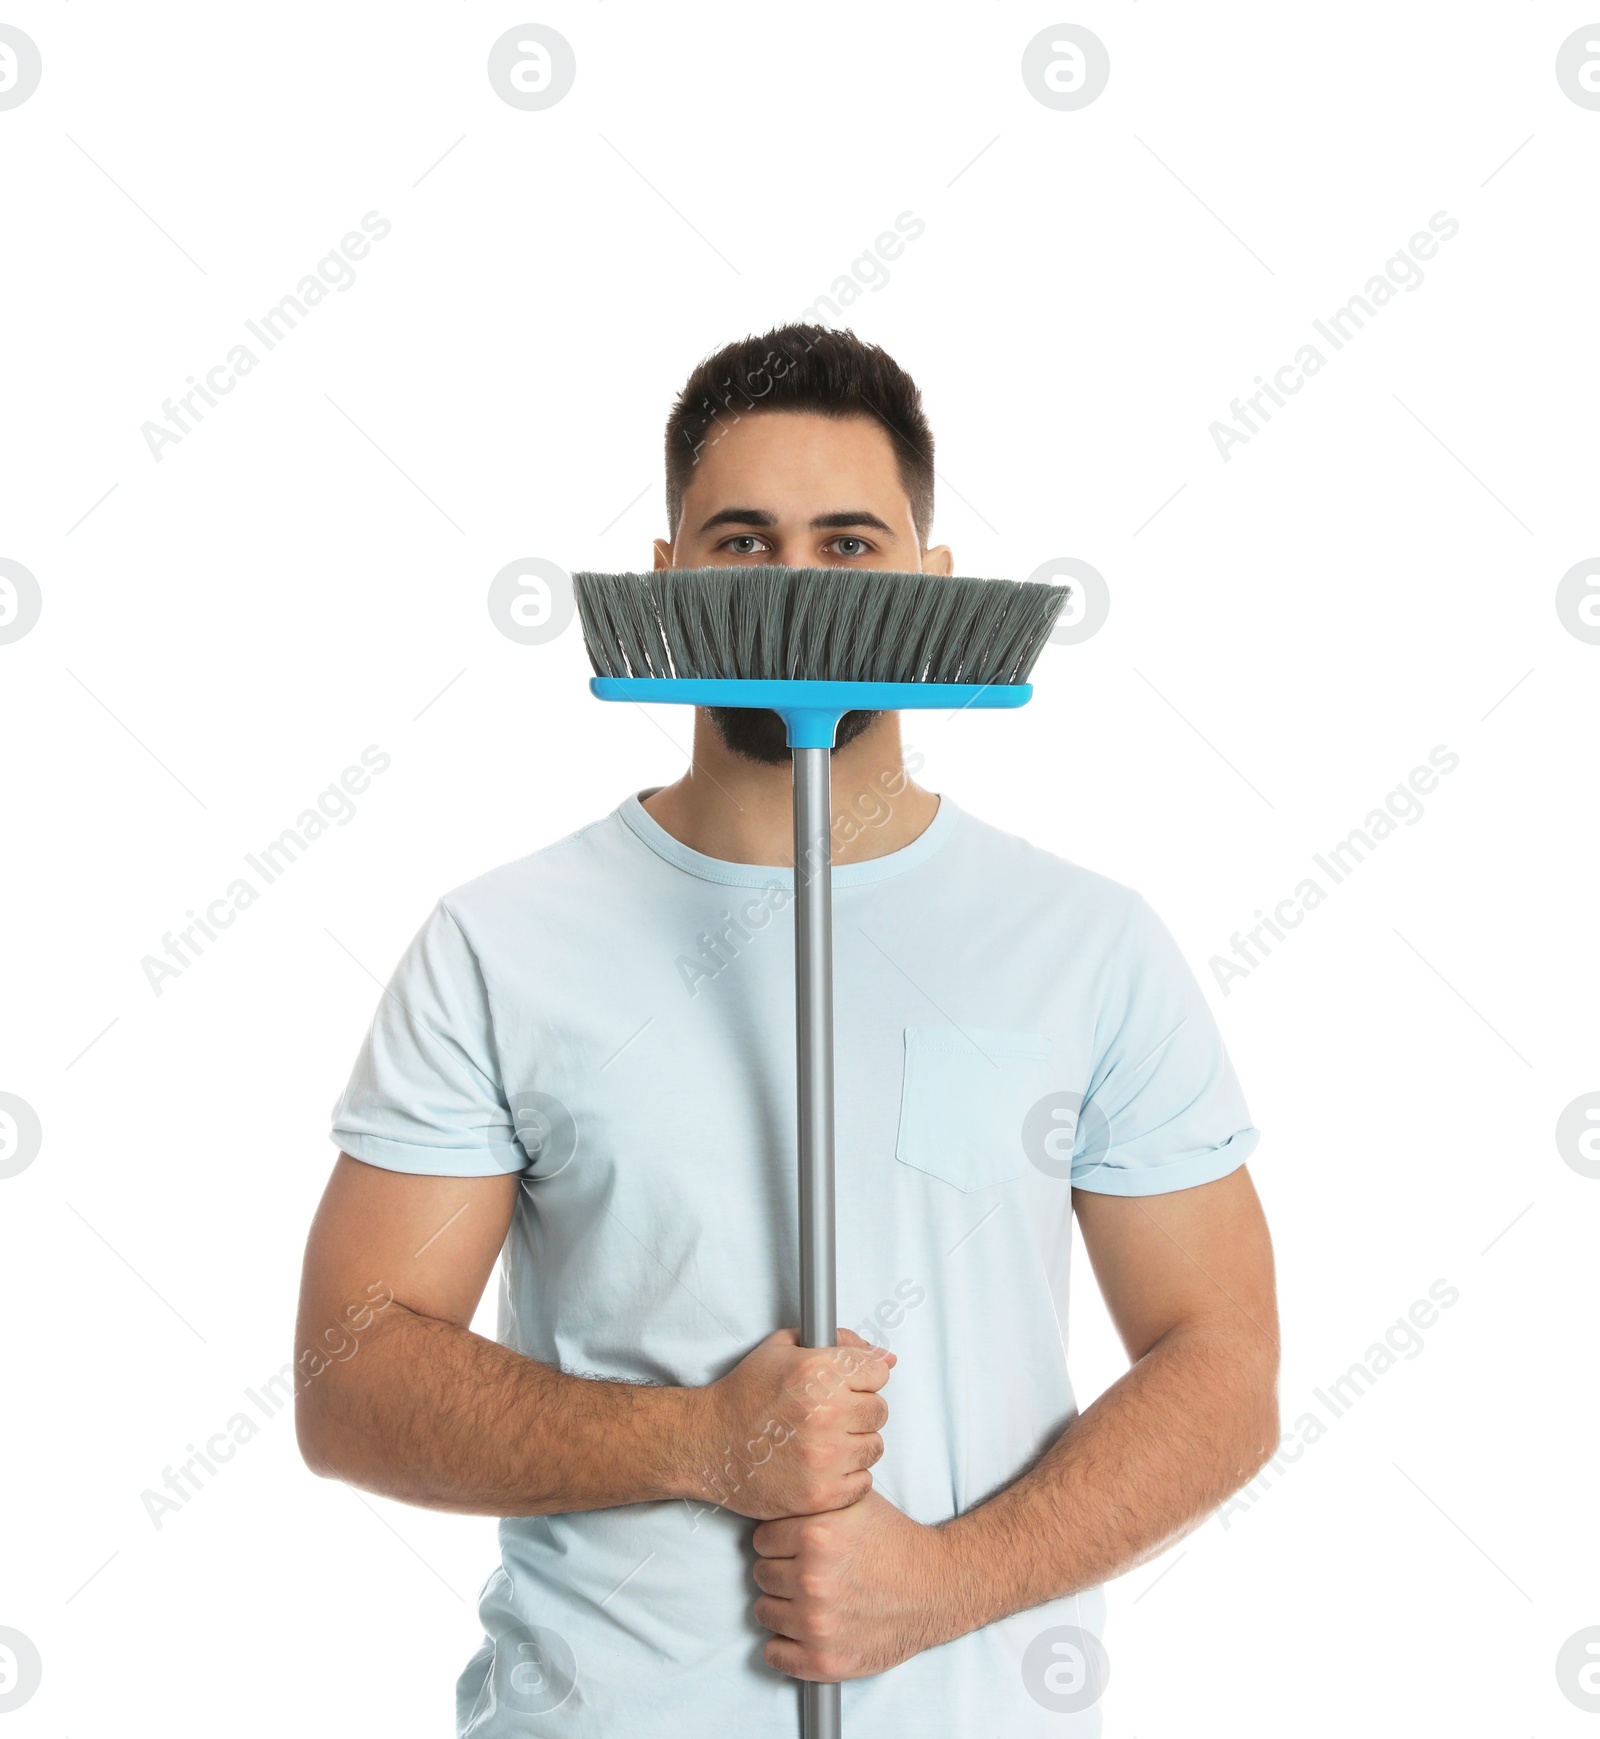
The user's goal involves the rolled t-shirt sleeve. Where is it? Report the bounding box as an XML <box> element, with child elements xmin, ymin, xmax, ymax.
<box><xmin>330</xmin><ymin>898</ymin><xmax>524</xmax><ymax>1177</ymax></box>
<box><xmin>1071</xmin><ymin>893</ymin><xmax>1259</xmax><ymax>1196</ymax></box>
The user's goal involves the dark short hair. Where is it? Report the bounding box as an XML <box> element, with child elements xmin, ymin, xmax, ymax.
<box><xmin>663</xmin><ymin>324</ymin><xmax>935</xmax><ymax>546</ymax></box>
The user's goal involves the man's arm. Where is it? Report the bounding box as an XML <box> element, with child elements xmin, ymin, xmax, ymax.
<box><xmin>294</xmin><ymin>1152</ymin><xmax>894</xmax><ymax>1519</ymax></box>
<box><xmin>751</xmin><ymin>1164</ymin><xmax>1279</xmax><ymax>1680</ymax></box>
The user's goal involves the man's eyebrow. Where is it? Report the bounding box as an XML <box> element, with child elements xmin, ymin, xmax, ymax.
<box><xmin>696</xmin><ymin>507</ymin><xmax>898</xmax><ymax>537</ymax></box>
<box><xmin>696</xmin><ymin>507</ymin><xmax>778</xmax><ymax>533</ymax></box>
<box><xmin>809</xmin><ymin>510</ymin><xmax>893</xmax><ymax>532</ymax></box>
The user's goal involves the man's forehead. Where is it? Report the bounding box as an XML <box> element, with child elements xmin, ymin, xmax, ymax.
<box><xmin>681</xmin><ymin>411</ymin><xmax>909</xmax><ymax>515</ymax></box>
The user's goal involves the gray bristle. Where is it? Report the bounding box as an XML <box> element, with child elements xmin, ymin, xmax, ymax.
<box><xmin>572</xmin><ymin>567</ymin><xmax>1067</xmax><ymax>687</ymax></box>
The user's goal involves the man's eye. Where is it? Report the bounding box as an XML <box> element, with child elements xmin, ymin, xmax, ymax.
<box><xmin>828</xmin><ymin>536</ymin><xmax>871</xmax><ymax>558</ymax></box>
<box><xmin>723</xmin><ymin>535</ymin><xmax>768</xmax><ymax>555</ymax></box>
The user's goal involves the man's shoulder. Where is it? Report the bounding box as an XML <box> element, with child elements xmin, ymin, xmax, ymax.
<box><xmin>435</xmin><ymin>804</ymin><xmax>635</xmax><ymax>925</ymax></box>
<box><xmin>948</xmin><ymin>801</ymin><xmax>1149</xmax><ymax>924</ymax></box>
<box><xmin>946</xmin><ymin>805</ymin><xmax>1191</xmax><ymax>994</ymax></box>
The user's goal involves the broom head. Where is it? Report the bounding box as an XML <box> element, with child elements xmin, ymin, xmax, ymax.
<box><xmin>574</xmin><ymin>566</ymin><xmax>1066</xmax><ymax>686</ymax></box>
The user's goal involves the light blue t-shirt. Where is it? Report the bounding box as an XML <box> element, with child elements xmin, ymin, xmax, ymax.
<box><xmin>329</xmin><ymin>792</ymin><xmax>1258</xmax><ymax>1736</ymax></box>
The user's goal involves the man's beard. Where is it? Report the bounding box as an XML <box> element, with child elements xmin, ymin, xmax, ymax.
<box><xmin>705</xmin><ymin>708</ymin><xmax>881</xmax><ymax>767</ymax></box>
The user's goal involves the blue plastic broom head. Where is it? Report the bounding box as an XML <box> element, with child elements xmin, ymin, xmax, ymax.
<box><xmin>573</xmin><ymin>566</ymin><xmax>1067</xmax><ymax>747</ymax></box>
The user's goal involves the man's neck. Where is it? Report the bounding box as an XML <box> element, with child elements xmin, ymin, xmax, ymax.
<box><xmin>640</xmin><ymin>710</ymin><xmax>939</xmax><ymax>867</ymax></box>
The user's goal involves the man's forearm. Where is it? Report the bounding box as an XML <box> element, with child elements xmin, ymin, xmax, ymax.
<box><xmin>296</xmin><ymin>1303</ymin><xmax>703</xmax><ymax>1515</ymax></box>
<box><xmin>933</xmin><ymin>1318</ymin><xmax>1279</xmax><ymax>1637</ymax></box>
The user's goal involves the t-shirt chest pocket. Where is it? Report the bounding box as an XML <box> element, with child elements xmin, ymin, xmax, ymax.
<box><xmin>894</xmin><ymin>1026</ymin><xmax>1053</xmax><ymax>1192</ymax></box>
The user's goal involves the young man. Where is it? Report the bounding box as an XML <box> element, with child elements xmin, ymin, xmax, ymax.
<box><xmin>297</xmin><ymin>325</ymin><xmax>1279</xmax><ymax>1736</ymax></box>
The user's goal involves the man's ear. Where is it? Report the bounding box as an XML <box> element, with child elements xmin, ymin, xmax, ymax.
<box><xmin>651</xmin><ymin>537</ymin><xmax>672</xmax><ymax>570</ymax></box>
<box><xmin>921</xmin><ymin>543</ymin><xmax>955</xmax><ymax>576</ymax></box>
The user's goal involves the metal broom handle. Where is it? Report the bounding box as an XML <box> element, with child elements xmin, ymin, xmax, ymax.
<box><xmin>792</xmin><ymin>745</ymin><xmax>841</xmax><ymax>1739</ymax></box>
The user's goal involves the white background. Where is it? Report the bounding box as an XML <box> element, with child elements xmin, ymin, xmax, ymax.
<box><xmin>2</xmin><ymin>3</ymin><xmax>1597</xmax><ymax>1732</ymax></box>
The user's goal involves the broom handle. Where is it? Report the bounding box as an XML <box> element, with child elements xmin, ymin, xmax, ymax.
<box><xmin>792</xmin><ymin>745</ymin><xmax>842</xmax><ymax>1739</ymax></box>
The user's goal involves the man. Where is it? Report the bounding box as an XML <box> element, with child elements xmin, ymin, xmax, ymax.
<box><xmin>297</xmin><ymin>323</ymin><xmax>1279</xmax><ymax>1735</ymax></box>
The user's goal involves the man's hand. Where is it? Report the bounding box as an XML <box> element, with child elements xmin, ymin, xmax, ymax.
<box><xmin>688</xmin><ymin>1328</ymin><xmax>895</xmax><ymax>1521</ymax></box>
<box><xmin>750</xmin><ymin>1166</ymin><xmax>1280</xmax><ymax>1679</ymax></box>
<box><xmin>751</xmin><ymin>1488</ymin><xmax>956</xmax><ymax>1681</ymax></box>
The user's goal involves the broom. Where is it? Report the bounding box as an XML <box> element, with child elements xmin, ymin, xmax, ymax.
<box><xmin>573</xmin><ymin>564</ymin><xmax>1065</xmax><ymax>1739</ymax></box>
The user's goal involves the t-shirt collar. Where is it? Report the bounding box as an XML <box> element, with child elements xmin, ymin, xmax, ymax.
<box><xmin>617</xmin><ymin>788</ymin><xmax>959</xmax><ymax>889</ymax></box>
